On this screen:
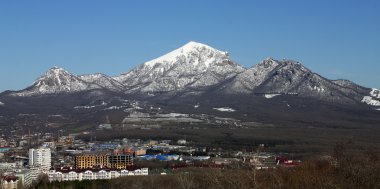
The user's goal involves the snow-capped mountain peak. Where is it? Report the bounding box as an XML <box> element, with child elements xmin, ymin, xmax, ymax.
<box><xmin>115</xmin><ymin>41</ymin><xmax>245</xmax><ymax>93</ymax></box>
<box><xmin>143</xmin><ymin>41</ymin><xmax>229</xmax><ymax>68</ymax></box>
<box><xmin>10</xmin><ymin>67</ymin><xmax>100</xmax><ymax>96</ymax></box>
<box><xmin>34</xmin><ymin>67</ymin><xmax>73</xmax><ymax>87</ymax></box>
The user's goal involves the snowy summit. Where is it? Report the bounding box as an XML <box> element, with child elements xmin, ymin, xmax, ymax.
<box><xmin>143</xmin><ymin>41</ymin><xmax>229</xmax><ymax>68</ymax></box>
<box><xmin>114</xmin><ymin>41</ymin><xmax>245</xmax><ymax>93</ymax></box>
<box><xmin>11</xmin><ymin>67</ymin><xmax>97</xmax><ymax>96</ymax></box>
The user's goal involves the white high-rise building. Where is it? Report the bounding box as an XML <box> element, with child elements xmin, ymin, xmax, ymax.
<box><xmin>29</xmin><ymin>148</ymin><xmax>51</xmax><ymax>172</ymax></box>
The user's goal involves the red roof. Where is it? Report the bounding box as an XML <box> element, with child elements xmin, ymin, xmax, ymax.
<box><xmin>2</xmin><ymin>176</ymin><xmax>18</xmax><ymax>182</ymax></box>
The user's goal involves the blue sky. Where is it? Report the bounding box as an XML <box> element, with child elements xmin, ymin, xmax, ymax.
<box><xmin>0</xmin><ymin>0</ymin><xmax>379</xmax><ymax>92</ymax></box>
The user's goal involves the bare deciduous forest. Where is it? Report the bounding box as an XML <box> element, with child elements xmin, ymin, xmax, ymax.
<box><xmin>34</xmin><ymin>144</ymin><xmax>380</xmax><ymax>189</ymax></box>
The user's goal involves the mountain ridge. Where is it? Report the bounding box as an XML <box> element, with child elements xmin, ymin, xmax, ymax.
<box><xmin>1</xmin><ymin>41</ymin><xmax>379</xmax><ymax>109</ymax></box>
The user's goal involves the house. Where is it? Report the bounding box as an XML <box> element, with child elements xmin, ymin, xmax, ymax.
<box><xmin>177</xmin><ymin>139</ymin><xmax>187</xmax><ymax>145</ymax></box>
<box><xmin>48</xmin><ymin>168</ymin><xmax>149</xmax><ymax>182</ymax></box>
<box><xmin>1</xmin><ymin>176</ymin><xmax>19</xmax><ymax>189</ymax></box>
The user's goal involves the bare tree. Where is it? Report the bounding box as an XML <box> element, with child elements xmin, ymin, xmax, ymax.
<box><xmin>177</xmin><ymin>172</ymin><xmax>196</xmax><ymax>189</ymax></box>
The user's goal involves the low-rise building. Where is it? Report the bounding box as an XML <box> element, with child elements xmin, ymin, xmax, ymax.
<box><xmin>0</xmin><ymin>162</ymin><xmax>17</xmax><ymax>170</ymax></box>
<box><xmin>14</xmin><ymin>168</ymin><xmax>36</xmax><ymax>187</ymax></box>
<box><xmin>177</xmin><ymin>139</ymin><xmax>187</xmax><ymax>145</ymax></box>
<box><xmin>1</xmin><ymin>176</ymin><xmax>19</xmax><ymax>189</ymax></box>
<box><xmin>134</xmin><ymin>148</ymin><xmax>146</xmax><ymax>156</ymax></box>
<box><xmin>48</xmin><ymin>168</ymin><xmax>148</xmax><ymax>182</ymax></box>
<box><xmin>0</xmin><ymin>147</ymin><xmax>11</xmax><ymax>153</ymax></box>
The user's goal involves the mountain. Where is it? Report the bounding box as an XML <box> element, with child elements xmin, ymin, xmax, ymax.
<box><xmin>220</xmin><ymin>58</ymin><xmax>376</xmax><ymax>105</ymax></box>
<box><xmin>114</xmin><ymin>41</ymin><xmax>245</xmax><ymax>95</ymax></box>
<box><xmin>2</xmin><ymin>42</ymin><xmax>379</xmax><ymax>108</ymax></box>
<box><xmin>9</xmin><ymin>67</ymin><xmax>103</xmax><ymax>97</ymax></box>
<box><xmin>1</xmin><ymin>41</ymin><xmax>379</xmax><ymax>130</ymax></box>
<box><xmin>7</xmin><ymin>67</ymin><xmax>127</xmax><ymax>97</ymax></box>
<box><xmin>79</xmin><ymin>73</ymin><xmax>124</xmax><ymax>92</ymax></box>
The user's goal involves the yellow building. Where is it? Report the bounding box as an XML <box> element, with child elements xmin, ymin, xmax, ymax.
<box><xmin>75</xmin><ymin>154</ymin><xmax>133</xmax><ymax>169</ymax></box>
<box><xmin>75</xmin><ymin>154</ymin><xmax>108</xmax><ymax>169</ymax></box>
<box><xmin>134</xmin><ymin>148</ymin><xmax>146</xmax><ymax>156</ymax></box>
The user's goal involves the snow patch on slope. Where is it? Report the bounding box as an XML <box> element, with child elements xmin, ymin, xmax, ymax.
<box><xmin>362</xmin><ymin>96</ymin><xmax>380</xmax><ymax>106</ymax></box>
<box><xmin>313</xmin><ymin>86</ymin><xmax>325</xmax><ymax>92</ymax></box>
<box><xmin>362</xmin><ymin>88</ymin><xmax>380</xmax><ymax>106</ymax></box>
<box><xmin>0</xmin><ymin>101</ymin><xmax>4</xmax><ymax>106</ymax></box>
<box><xmin>104</xmin><ymin>106</ymin><xmax>127</xmax><ymax>110</ymax></box>
<box><xmin>74</xmin><ymin>101</ymin><xmax>107</xmax><ymax>109</ymax></box>
<box><xmin>213</xmin><ymin>107</ymin><xmax>236</xmax><ymax>112</ymax></box>
<box><xmin>264</xmin><ymin>94</ymin><xmax>281</xmax><ymax>99</ymax></box>
<box><xmin>370</xmin><ymin>88</ymin><xmax>380</xmax><ymax>98</ymax></box>
<box><xmin>74</xmin><ymin>105</ymin><xmax>97</xmax><ymax>109</ymax></box>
